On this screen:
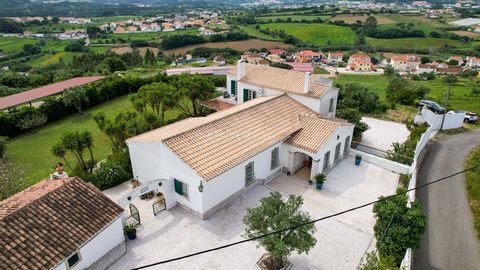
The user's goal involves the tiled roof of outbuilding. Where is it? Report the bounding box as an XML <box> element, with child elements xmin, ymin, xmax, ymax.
<box><xmin>0</xmin><ymin>177</ymin><xmax>123</xmax><ymax>270</ymax></box>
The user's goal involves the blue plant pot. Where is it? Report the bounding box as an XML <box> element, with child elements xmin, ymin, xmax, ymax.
<box><xmin>127</xmin><ymin>234</ymin><xmax>136</xmax><ymax>240</ymax></box>
<box><xmin>355</xmin><ymin>158</ymin><xmax>362</xmax><ymax>166</ymax></box>
<box><xmin>316</xmin><ymin>183</ymin><xmax>323</xmax><ymax>190</ymax></box>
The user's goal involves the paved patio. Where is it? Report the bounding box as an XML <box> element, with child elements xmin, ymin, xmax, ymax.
<box><xmin>360</xmin><ymin>117</ymin><xmax>410</xmax><ymax>153</ymax></box>
<box><xmin>104</xmin><ymin>157</ymin><xmax>398</xmax><ymax>270</ymax></box>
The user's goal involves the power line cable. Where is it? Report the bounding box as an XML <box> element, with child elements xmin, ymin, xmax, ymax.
<box><xmin>131</xmin><ymin>164</ymin><xmax>480</xmax><ymax>270</ymax></box>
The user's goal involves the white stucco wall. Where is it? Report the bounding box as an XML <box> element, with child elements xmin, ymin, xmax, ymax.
<box><xmin>53</xmin><ymin>216</ymin><xmax>125</xmax><ymax>270</ymax></box>
<box><xmin>201</xmin><ymin>141</ymin><xmax>285</xmax><ymax>212</ymax></box>
<box><xmin>318</xmin><ymin>88</ymin><xmax>338</xmax><ymax>118</ymax></box>
<box><xmin>127</xmin><ymin>141</ymin><xmax>204</xmax><ymax>213</ymax></box>
<box><xmin>288</xmin><ymin>93</ymin><xmax>321</xmax><ymax>114</ymax></box>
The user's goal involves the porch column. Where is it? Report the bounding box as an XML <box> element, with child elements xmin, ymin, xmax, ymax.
<box><xmin>287</xmin><ymin>151</ymin><xmax>295</xmax><ymax>173</ymax></box>
<box><xmin>310</xmin><ymin>159</ymin><xmax>320</xmax><ymax>180</ymax></box>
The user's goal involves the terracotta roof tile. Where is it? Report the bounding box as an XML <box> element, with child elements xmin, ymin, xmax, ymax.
<box><xmin>0</xmin><ymin>177</ymin><xmax>123</xmax><ymax>270</ymax></box>
<box><xmin>227</xmin><ymin>64</ymin><xmax>330</xmax><ymax>99</ymax></box>
<box><xmin>129</xmin><ymin>95</ymin><xmax>343</xmax><ymax>180</ymax></box>
<box><xmin>286</xmin><ymin>114</ymin><xmax>340</xmax><ymax>153</ymax></box>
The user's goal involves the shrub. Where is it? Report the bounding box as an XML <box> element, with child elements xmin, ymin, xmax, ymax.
<box><xmin>93</xmin><ymin>160</ymin><xmax>129</xmax><ymax>190</ymax></box>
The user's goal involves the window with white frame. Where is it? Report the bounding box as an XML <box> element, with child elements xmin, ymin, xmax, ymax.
<box><xmin>271</xmin><ymin>147</ymin><xmax>279</xmax><ymax>170</ymax></box>
<box><xmin>245</xmin><ymin>162</ymin><xmax>255</xmax><ymax>186</ymax></box>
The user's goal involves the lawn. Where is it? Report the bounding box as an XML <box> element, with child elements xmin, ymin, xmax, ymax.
<box><xmin>25</xmin><ymin>23</ymin><xmax>87</xmax><ymax>33</ymax></box>
<box><xmin>0</xmin><ymin>37</ymin><xmax>38</xmax><ymax>53</ymax></box>
<box><xmin>465</xmin><ymin>146</ymin><xmax>480</xmax><ymax>239</ymax></box>
<box><xmin>237</xmin><ymin>25</ymin><xmax>283</xmax><ymax>41</ymax></box>
<box><xmin>257</xmin><ymin>23</ymin><xmax>356</xmax><ymax>46</ymax></box>
<box><xmin>90</xmin><ymin>29</ymin><xmax>199</xmax><ymax>44</ymax></box>
<box><xmin>330</xmin><ymin>14</ymin><xmax>395</xmax><ymax>24</ymax></box>
<box><xmin>6</xmin><ymin>95</ymin><xmax>183</xmax><ymax>186</ymax></box>
<box><xmin>29</xmin><ymin>51</ymin><xmax>83</xmax><ymax>67</ymax></box>
<box><xmin>367</xmin><ymin>37</ymin><xmax>463</xmax><ymax>49</ymax></box>
<box><xmin>335</xmin><ymin>74</ymin><xmax>480</xmax><ymax>112</ymax></box>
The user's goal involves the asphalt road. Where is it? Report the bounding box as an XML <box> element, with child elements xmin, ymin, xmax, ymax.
<box><xmin>414</xmin><ymin>131</ymin><xmax>480</xmax><ymax>270</ymax></box>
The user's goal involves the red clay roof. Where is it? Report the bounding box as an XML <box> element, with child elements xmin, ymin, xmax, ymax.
<box><xmin>0</xmin><ymin>177</ymin><xmax>123</xmax><ymax>270</ymax></box>
<box><xmin>269</xmin><ymin>49</ymin><xmax>286</xmax><ymax>55</ymax></box>
<box><xmin>201</xmin><ymin>99</ymin><xmax>236</xmax><ymax>111</ymax></box>
<box><xmin>0</xmin><ymin>76</ymin><xmax>104</xmax><ymax>109</ymax></box>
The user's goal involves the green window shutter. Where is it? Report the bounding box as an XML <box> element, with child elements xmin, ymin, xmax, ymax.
<box><xmin>243</xmin><ymin>89</ymin><xmax>248</xmax><ymax>102</ymax></box>
<box><xmin>271</xmin><ymin>147</ymin><xmax>279</xmax><ymax>170</ymax></box>
<box><xmin>231</xmin><ymin>80</ymin><xmax>237</xmax><ymax>95</ymax></box>
<box><xmin>253</xmin><ymin>91</ymin><xmax>257</xmax><ymax>99</ymax></box>
<box><xmin>174</xmin><ymin>179</ymin><xmax>183</xmax><ymax>195</ymax></box>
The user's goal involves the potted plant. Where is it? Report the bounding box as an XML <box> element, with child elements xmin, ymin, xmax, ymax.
<box><xmin>155</xmin><ymin>192</ymin><xmax>164</xmax><ymax>202</ymax></box>
<box><xmin>355</xmin><ymin>154</ymin><xmax>362</xmax><ymax>166</ymax></box>
<box><xmin>124</xmin><ymin>224</ymin><xmax>137</xmax><ymax>240</ymax></box>
<box><xmin>314</xmin><ymin>173</ymin><xmax>326</xmax><ymax>190</ymax></box>
<box><xmin>130</xmin><ymin>179</ymin><xmax>139</xmax><ymax>188</ymax></box>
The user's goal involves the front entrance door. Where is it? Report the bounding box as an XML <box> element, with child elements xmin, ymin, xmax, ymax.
<box><xmin>334</xmin><ymin>142</ymin><xmax>341</xmax><ymax>163</ymax></box>
<box><xmin>323</xmin><ymin>151</ymin><xmax>330</xmax><ymax>171</ymax></box>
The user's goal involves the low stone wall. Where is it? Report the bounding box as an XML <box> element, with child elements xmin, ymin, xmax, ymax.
<box><xmin>348</xmin><ymin>149</ymin><xmax>410</xmax><ymax>174</ymax></box>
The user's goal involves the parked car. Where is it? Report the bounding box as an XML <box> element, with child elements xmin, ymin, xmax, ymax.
<box><xmin>416</xmin><ymin>99</ymin><xmax>445</xmax><ymax>114</ymax></box>
<box><xmin>464</xmin><ymin>111</ymin><xmax>478</xmax><ymax>123</ymax></box>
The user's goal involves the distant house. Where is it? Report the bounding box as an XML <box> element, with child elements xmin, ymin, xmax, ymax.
<box><xmin>269</xmin><ymin>49</ymin><xmax>286</xmax><ymax>56</ymax></box>
<box><xmin>390</xmin><ymin>54</ymin><xmax>421</xmax><ymax>72</ymax></box>
<box><xmin>415</xmin><ymin>63</ymin><xmax>437</xmax><ymax>74</ymax></box>
<box><xmin>0</xmin><ymin>177</ymin><xmax>125</xmax><ymax>270</ymax></box>
<box><xmin>447</xmin><ymin>56</ymin><xmax>464</xmax><ymax>65</ymax></box>
<box><xmin>59</xmin><ymin>29</ymin><xmax>87</xmax><ymax>40</ymax></box>
<box><xmin>195</xmin><ymin>58</ymin><xmax>207</xmax><ymax>64</ymax></box>
<box><xmin>295</xmin><ymin>50</ymin><xmax>322</xmax><ymax>63</ymax></box>
<box><xmin>285</xmin><ymin>62</ymin><xmax>314</xmax><ymax>73</ymax></box>
<box><xmin>241</xmin><ymin>53</ymin><xmax>263</xmax><ymax>64</ymax></box>
<box><xmin>327</xmin><ymin>52</ymin><xmax>343</xmax><ymax>64</ymax></box>
<box><xmin>347</xmin><ymin>54</ymin><xmax>372</xmax><ymax>72</ymax></box>
<box><xmin>127</xmin><ymin>26</ymin><xmax>137</xmax><ymax>33</ymax></box>
<box><xmin>467</xmin><ymin>56</ymin><xmax>480</xmax><ymax>68</ymax></box>
<box><xmin>114</xmin><ymin>26</ymin><xmax>126</xmax><ymax>34</ymax></box>
<box><xmin>214</xmin><ymin>55</ymin><xmax>226</xmax><ymax>66</ymax></box>
<box><xmin>436</xmin><ymin>66</ymin><xmax>462</xmax><ymax>75</ymax></box>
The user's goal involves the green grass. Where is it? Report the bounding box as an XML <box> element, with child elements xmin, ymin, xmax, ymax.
<box><xmin>257</xmin><ymin>23</ymin><xmax>356</xmax><ymax>46</ymax></box>
<box><xmin>0</xmin><ymin>37</ymin><xmax>38</xmax><ymax>53</ymax></box>
<box><xmin>367</xmin><ymin>37</ymin><xmax>463</xmax><ymax>49</ymax></box>
<box><xmin>377</xmin><ymin>14</ymin><xmax>447</xmax><ymax>34</ymax></box>
<box><xmin>90</xmin><ymin>29</ymin><xmax>199</xmax><ymax>44</ymax></box>
<box><xmin>237</xmin><ymin>25</ymin><xmax>283</xmax><ymax>41</ymax></box>
<box><xmin>465</xmin><ymin>146</ymin><xmax>480</xmax><ymax>240</ymax></box>
<box><xmin>6</xmin><ymin>95</ymin><xmax>183</xmax><ymax>186</ymax></box>
<box><xmin>335</xmin><ymin>74</ymin><xmax>480</xmax><ymax>112</ymax></box>
<box><xmin>314</xmin><ymin>66</ymin><xmax>330</xmax><ymax>74</ymax></box>
<box><xmin>29</xmin><ymin>51</ymin><xmax>81</xmax><ymax>67</ymax></box>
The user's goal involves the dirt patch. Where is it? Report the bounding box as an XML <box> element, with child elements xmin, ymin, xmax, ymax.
<box><xmin>163</xmin><ymin>39</ymin><xmax>293</xmax><ymax>55</ymax></box>
<box><xmin>330</xmin><ymin>14</ymin><xmax>395</xmax><ymax>24</ymax></box>
<box><xmin>451</xmin><ymin>31</ymin><xmax>480</xmax><ymax>39</ymax></box>
<box><xmin>110</xmin><ymin>46</ymin><xmax>159</xmax><ymax>56</ymax></box>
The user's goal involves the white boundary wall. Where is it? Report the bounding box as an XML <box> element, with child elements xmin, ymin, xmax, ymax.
<box><xmin>400</xmin><ymin>124</ymin><xmax>438</xmax><ymax>269</ymax></box>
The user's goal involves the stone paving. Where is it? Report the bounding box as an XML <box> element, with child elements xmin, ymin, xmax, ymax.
<box><xmin>104</xmin><ymin>157</ymin><xmax>398</xmax><ymax>270</ymax></box>
<box><xmin>360</xmin><ymin>117</ymin><xmax>410</xmax><ymax>153</ymax></box>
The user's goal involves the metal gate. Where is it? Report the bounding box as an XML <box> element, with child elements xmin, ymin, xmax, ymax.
<box><xmin>126</xmin><ymin>203</ymin><xmax>141</xmax><ymax>226</ymax></box>
<box><xmin>152</xmin><ymin>198</ymin><xmax>166</xmax><ymax>216</ymax></box>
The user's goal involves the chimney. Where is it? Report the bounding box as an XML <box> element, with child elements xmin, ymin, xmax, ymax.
<box><xmin>237</xmin><ymin>60</ymin><xmax>246</xmax><ymax>80</ymax></box>
<box><xmin>304</xmin><ymin>72</ymin><xmax>311</xmax><ymax>93</ymax></box>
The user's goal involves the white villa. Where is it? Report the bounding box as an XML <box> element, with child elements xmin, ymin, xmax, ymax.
<box><xmin>127</xmin><ymin>62</ymin><xmax>354</xmax><ymax>219</ymax></box>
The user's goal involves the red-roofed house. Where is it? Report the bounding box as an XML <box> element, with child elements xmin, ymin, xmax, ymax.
<box><xmin>327</xmin><ymin>52</ymin><xmax>343</xmax><ymax>64</ymax></box>
<box><xmin>285</xmin><ymin>62</ymin><xmax>314</xmax><ymax>73</ymax></box>
<box><xmin>269</xmin><ymin>49</ymin><xmax>286</xmax><ymax>56</ymax></box>
<box><xmin>347</xmin><ymin>54</ymin><xmax>372</xmax><ymax>72</ymax></box>
<box><xmin>467</xmin><ymin>57</ymin><xmax>480</xmax><ymax>68</ymax></box>
<box><xmin>241</xmin><ymin>52</ymin><xmax>263</xmax><ymax>64</ymax></box>
<box><xmin>295</xmin><ymin>50</ymin><xmax>322</xmax><ymax>63</ymax></box>
<box><xmin>390</xmin><ymin>54</ymin><xmax>421</xmax><ymax>72</ymax></box>
<box><xmin>0</xmin><ymin>177</ymin><xmax>125</xmax><ymax>270</ymax></box>
<box><xmin>447</xmin><ymin>56</ymin><xmax>464</xmax><ymax>66</ymax></box>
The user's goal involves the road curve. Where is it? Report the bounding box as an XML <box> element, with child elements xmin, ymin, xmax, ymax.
<box><xmin>414</xmin><ymin>131</ymin><xmax>480</xmax><ymax>270</ymax></box>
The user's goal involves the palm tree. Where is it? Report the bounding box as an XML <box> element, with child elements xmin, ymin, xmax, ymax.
<box><xmin>60</xmin><ymin>131</ymin><xmax>88</xmax><ymax>172</ymax></box>
<box><xmin>50</xmin><ymin>143</ymin><xmax>72</xmax><ymax>171</ymax></box>
<box><xmin>79</xmin><ymin>131</ymin><xmax>95</xmax><ymax>172</ymax></box>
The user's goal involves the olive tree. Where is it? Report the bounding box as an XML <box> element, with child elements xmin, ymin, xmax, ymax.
<box><xmin>243</xmin><ymin>191</ymin><xmax>316</xmax><ymax>270</ymax></box>
<box><xmin>63</xmin><ymin>86</ymin><xmax>89</xmax><ymax>114</ymax></box>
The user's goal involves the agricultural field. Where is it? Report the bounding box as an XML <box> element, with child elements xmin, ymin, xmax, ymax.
<box><xmin>329</xmin><ymin>14</ymin><xmax>395</xmax><ymax>24</ymax></box>
<box><xmin>256</xmin><ymin>15</ymin><xmax>331</xmax><ymax>22</ymax></box>
<box><xmin>256</xmin><ymin>23</ymin><xmax>356</xmax><ymax>46</ymax></box>
<box><xmin>5</xmin><ymin>94</ymin><xmax>183</xmax><ymax>185</ymax></box>
<box><xmin>0</xmin><ymin>37</ymin><xmax>38</xmax><ymax>53</ymax></box>
<box><xmin>110</xmin><ymin>46</ymin><xmax>159</xmax><ymax>56</ymax></box>
<box><xmin>90</xmin><ymin>28</ymin><xmax>198</xmax><ymax>44</ymax></box>
<box><xmin>451</xmin><ymin>31</ymin><xmax>480</xmax><ymax>40</ymax></box>
<box><xmin>366</xmin><ymin>37</ymin><xmax>463</xmax><ymax>49</ymax></box>
<box><xmin>25</xmin><ymin>22</ymin><xmax>87</xmax><ymax>33</ymax></box>
<box><xmin>376</xmin><ymin>14</ymin><xmax>447</xmax><ymax>34</ymax></box>
<box><xmin>335</xmin><ymin>74</ymin><xmax>480</xmax><ymax>113</ymax></box>
<box><xmin>237</xmin><ymin>25</ymin><xmax>283</xmax><ymax>41</ymax></box>
<box><xmin>163</xmin><ymin>39</ymin><xmax>293</xmax><ymax>55</ymax></box>
<box><xmin>29</xmin><ymin>51</ymin><xmax>82</xmax><ymax>67</ymax></box>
